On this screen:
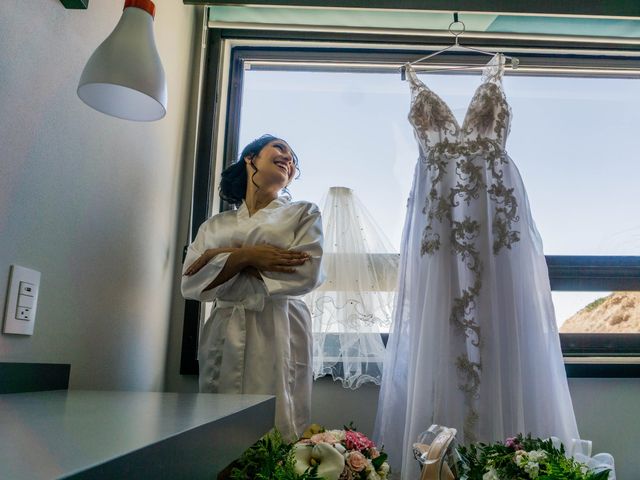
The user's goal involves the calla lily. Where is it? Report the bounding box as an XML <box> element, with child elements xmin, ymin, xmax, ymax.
<box><xmin>294</xmin><ymin>442</ymin><xmax>346</xmax><ymax>480</ymax></box>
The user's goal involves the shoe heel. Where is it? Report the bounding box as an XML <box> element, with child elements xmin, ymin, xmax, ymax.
<box><xmin>413</xmin><ymin>425</ymin><xmax>457</xmax><ymax>480</ymax></box>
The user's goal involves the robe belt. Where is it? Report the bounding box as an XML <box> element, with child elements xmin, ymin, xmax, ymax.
<box><xmin>213</xmin><ymin>294</ymin><xmax>265</xmax><ymax>392</ymax></box>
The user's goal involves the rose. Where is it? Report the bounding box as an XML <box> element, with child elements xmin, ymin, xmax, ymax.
<box><xmin>347</xmin><ymin>451</ymin><xmax>368</xmax><ymax>472</ymax></box>
<box><xmin>505</xmin><ymin>437</ymin><xmax>522</xmax><ymax>450</ymax></box>
<box><xmin>514</xmin><ymin>450</ymin><xmax>528</xmax><ymax>466</ymax></box>
<box><xmin>345</xmin><ymin>430</ymin><xmax>375</xmax><ymax>451</ymax></box>
<box><xmin>370</xmin><ymin>447</ymin><xmax>381</xmax><ymax>459</ymax></box>
<box><xmin>310</xmin><ymin>432</ymin><xmax>338</xmax><ymax>445</ymax></box>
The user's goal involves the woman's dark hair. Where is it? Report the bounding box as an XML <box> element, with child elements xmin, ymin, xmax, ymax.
<box><xmin>219</xmin><ymin>134</ymin><xmax>299</xmax><ymax>206</ymax></box>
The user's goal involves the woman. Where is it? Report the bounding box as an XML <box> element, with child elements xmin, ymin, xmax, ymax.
<box><xmin>181</xmin><ymin>135</ymin><xmax>324</xmax><ymax>440</ymax></box>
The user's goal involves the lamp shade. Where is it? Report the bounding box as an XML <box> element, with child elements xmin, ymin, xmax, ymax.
<box><xmin>77</xmin><ymin>0</ymin><xmax>167</xmax><ymax>121</ymax></box>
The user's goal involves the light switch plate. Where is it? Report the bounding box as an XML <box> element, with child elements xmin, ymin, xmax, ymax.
<box><xmin>3</xmin><ymin>265</ymin><xmax>41</xmax><ymax>335</ymax></box>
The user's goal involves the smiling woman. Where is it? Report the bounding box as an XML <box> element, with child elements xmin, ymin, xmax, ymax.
<box><xmin>181</xmin><ymin>134</ymin><xmax>325</xmax><ymax>441</ymax></box>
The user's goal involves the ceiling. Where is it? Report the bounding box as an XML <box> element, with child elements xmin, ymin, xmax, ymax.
<box><xmin>209</xmin><ymin>6</ymin><xmax>640</xmax><ymax>40</ymax></box>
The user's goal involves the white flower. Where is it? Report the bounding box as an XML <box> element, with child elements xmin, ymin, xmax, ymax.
<box><xmin>334</xmin><ymin>443</ymin><xmax>347</xmax><ymax>454</ymax></box>
<box><xmin>378</xmin><ymin>462</ymin><xmax>390</xmax><ymax>479</ymax></box>
<box><xmin>482</xmin><ymin>468</ymin><xmax>500</xmax><ymax>480</ymax></box>
<box><xmin>328</xmin><ymin>429</ymin><xmax>346</xmax><ymax>441</ymax></box>
<box><xmin>363</xmin><ymin>458</ymin><xmax>374</xmax><ymax>473</ymax></box>
<box><xmin>293</xmin><ymin>443</ymin><xmax>345</xmax><ymax>480</ymax></box>
<box><xmin>524</xmin><ymin>461</ymin><xmax>540</xmax><ymax>479</ymax></box>
<box><xmin>366</xmin><ymin>471</ymin><xmax>381</xmax><ymax>480</ymax></box>
<box><xmin>528</xmin><ymin>450</ymin><xmax>547</xmax><ymax>463</ymax></box>
<box><xmin>514</xmin><ymin>450</ymin><xmax>528</xmax><ymax>466</ymax></box>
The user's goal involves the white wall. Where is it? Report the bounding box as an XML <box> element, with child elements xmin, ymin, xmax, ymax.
<box><xmin>0</xmin><ymin>0</ymin><xmax>198</xmax><ymax>391</ymax></box>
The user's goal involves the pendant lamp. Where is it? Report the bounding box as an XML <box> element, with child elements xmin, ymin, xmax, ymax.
<box><xmin>77</xmin><ymin>0</ymin><xmax>167</xmax><ymax>121</ymax></box>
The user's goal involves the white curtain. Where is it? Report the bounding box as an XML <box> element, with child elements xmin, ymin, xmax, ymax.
<box><xmin>304</xmin><ymin>186</ymin><xmax>398</xmax><ymax>389</ymax></box>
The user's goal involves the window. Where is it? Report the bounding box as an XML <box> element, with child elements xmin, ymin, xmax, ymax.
<box><xmin>181</xmin><ymin>33</ymin><xmax>640</xmax><ymax>377</ymax></box>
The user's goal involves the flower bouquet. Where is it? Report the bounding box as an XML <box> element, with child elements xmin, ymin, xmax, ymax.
<box><xmin>455</xmin><ymin>434</ymin><xmax>612</xmax><ymax>480</ymax></box>
<box><xmin>293</xmin><ymin>424</ymin><xmax>391</xmax><ymax>480</ymax></box>
<box><xmin>223</xmin><ymin>424</ymin><xmax>389</xmax><ymax>480</ymax></box>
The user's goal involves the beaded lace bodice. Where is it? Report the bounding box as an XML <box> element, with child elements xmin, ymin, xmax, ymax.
<box><xmin>406</xmin><ymin>53</ymin><xmax>511</xmax><ymax>151</ymax></box>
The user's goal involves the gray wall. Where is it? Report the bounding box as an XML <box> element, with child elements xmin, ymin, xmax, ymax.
<box><xmin>0</xmin><ymin>0</ymin><xmax>198</xmax><ymax>391</ymax></box>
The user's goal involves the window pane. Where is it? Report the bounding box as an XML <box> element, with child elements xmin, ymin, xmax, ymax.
<box><xmin>555</xmin><ymin>291</ymin><xmax>640</xmax><ymax>333</ymax></box>
<box><xmin>239</xmin><ymin>70</ymin><xmax>640</xmax><ymax>256</ymax></box>
<box><xmin>239</xmin><ymin>70</ymin><xmax>416</xmax><ymax>251</ymax></box>
<box><xmin>504</xmin><ymin>76</ymin><xmax>640</xmax><ymax>256</ymax></box>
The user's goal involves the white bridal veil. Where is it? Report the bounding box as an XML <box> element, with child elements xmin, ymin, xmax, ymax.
<box><xmin>304</xmin><ymin>186</ymin><xmax>399</xmax><ymax>389</ymax></box>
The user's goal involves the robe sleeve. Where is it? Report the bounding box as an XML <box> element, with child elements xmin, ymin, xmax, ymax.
<box><xmin>181</xmin><ymin>218</ymin><xmax>239</xmax><ymax>302</ymax></box>
<box><xmin>260</xmin><ymin>202</ymin><xmax>325</xmax><ymax>297</ymax></box>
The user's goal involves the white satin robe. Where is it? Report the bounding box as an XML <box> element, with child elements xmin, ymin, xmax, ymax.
<box><xmin>181</xmin><ymin>198</ymin><xmax>324</xmax><ymax>440</ymax></box>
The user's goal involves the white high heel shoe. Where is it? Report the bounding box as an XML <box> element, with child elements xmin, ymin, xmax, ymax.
<box><xmin>413</xmin><ymin>425</ymin><xmax>457</xmax><ymax>480</ymax></box>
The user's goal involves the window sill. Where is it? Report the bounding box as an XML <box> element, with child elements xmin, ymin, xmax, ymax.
<box><xmin>564</xmin><ymin>357</ymin><xmax>640</xmax><ymax>378</ymax></box>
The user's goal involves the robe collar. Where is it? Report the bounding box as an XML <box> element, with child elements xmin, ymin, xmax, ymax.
<box><xmin>237</xmin><ymin>196</ymin><xmax>289</xmax><ymax>221</ymax></box>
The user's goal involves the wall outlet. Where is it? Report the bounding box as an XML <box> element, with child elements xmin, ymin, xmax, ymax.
<box><xmin>3</xmin><ymin>265</ymin><xmax>41</xmax><ymax>335</ymax></box>
<box><xmin>16</xmin><ymin>307</ymin><xmax>32</xmax><ymax>321</ymax></box>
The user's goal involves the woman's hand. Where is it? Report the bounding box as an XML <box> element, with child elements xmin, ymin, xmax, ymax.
<box><xmin>184</xmin><ymin>248</ymin><xmax>236</xmax><ymax>276</ymax></box>
<box><xmin>244</xmin><ymin>266</ymin><xmax>263</xmax><ymax>279</ymax></box>
<box><xmin>241</xmin><ymin>244</ymin><xmax>310</xmax><ymax>273</ymax></box>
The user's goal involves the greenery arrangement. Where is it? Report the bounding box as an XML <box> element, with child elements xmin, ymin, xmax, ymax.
<box><xmin>455</xmin><ymin>434</ymin><xmax>611</xmax><ymax>480</ymax></box>
<box><xmin>227</xmin><ymin>429</ymin><xmax>320</xmax><ymax>480</ymax></box>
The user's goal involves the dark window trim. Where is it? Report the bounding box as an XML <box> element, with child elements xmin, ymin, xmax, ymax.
<box><xmin>180</xmin><ymin>28</ymin><xmax>222</xmax><ymax>375</ymax></box>
<box><xmin>180</xmin><ymin>29</ymin><xmax>640</xmax><ymax>377</ymax></box>
<box><xmin>182</xmin><ymin>1</ymin><xmax>640</xmax><ymax>19</ymax></box>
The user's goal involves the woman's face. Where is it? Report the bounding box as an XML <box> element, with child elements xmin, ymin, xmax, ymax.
<box><xmin>246</xmin><ymin>139</ymin><xmax>296</xmax><ymax>190</ymax></box>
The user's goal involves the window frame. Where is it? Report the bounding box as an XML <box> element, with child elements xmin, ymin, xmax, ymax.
<box><xmin>180</xmin><ymin>27</ymin><xmax>640</xmax><ymax>377</ymax></box>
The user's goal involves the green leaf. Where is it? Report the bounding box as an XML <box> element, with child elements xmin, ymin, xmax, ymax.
<box><xmin>343</xmin><ymin>421</ymin><xmax>357</xmax><ymax>431</ymax></box>
<box><xmin>227</xmin><ymin>429</ymin><xmax>323</xmax><ymax>480</ymax></box>
<box><xmin>372</xmin><ymin>452</ymin><xmax>388</xmax><ymax>470</ymax></box>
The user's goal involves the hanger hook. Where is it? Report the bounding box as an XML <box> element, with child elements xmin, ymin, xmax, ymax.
<box><xmin>448</xmin><ymin>12</ymin><xmax>465</xmax><ymax>43</ymax></box>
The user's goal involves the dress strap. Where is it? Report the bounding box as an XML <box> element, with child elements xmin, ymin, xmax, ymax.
<box><xmin>481</xmin><ymin>53</ymin><xmax>506</xmax><ymax>83</ymax></box>
<box><xmin>403</xmin><ymin>63</ymin><xmax>426</xmax><ymax>90</ymax></box>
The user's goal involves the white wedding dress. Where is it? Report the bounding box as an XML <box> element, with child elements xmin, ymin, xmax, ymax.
<box><xmin>374</xmin><ymin>55</ymin><xmax>579</xmax><ymax>477</ymax></box>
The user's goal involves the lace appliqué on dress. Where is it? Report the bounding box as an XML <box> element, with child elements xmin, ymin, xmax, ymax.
<box><xmin>412</xmin><ymin>55</ymin><xmax>521</xmax><ymax>443</ymax></box>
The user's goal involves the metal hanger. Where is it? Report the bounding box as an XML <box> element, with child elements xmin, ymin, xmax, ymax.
<box><xmin>401</xmin><ymin>13</ymin><xmax>520</xmax><ymax>80</ymax></box>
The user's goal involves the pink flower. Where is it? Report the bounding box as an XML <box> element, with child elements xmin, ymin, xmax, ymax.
<box><xmin>345</xmin><ymin>430</ymin><xmax>375</xmax><ymax>451</ymax></box>
<box><xmin>370</xmin><ymin>448</ymin><xmax>380</xmax><ymax>459</ymax></box>
<box><xmin>505</xmin><ymin>437</ymin><xmax>522</xmax><ymax>450</ymax></box>
<box><xmin>347</xmin><ymin>451</ymin><xmax>367</xmax><ymax>472</ymax></box>
<box><xmin>311</xmin><ymin>432</ymin><xmax>338</xmax><ymax>445</ymax></box>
